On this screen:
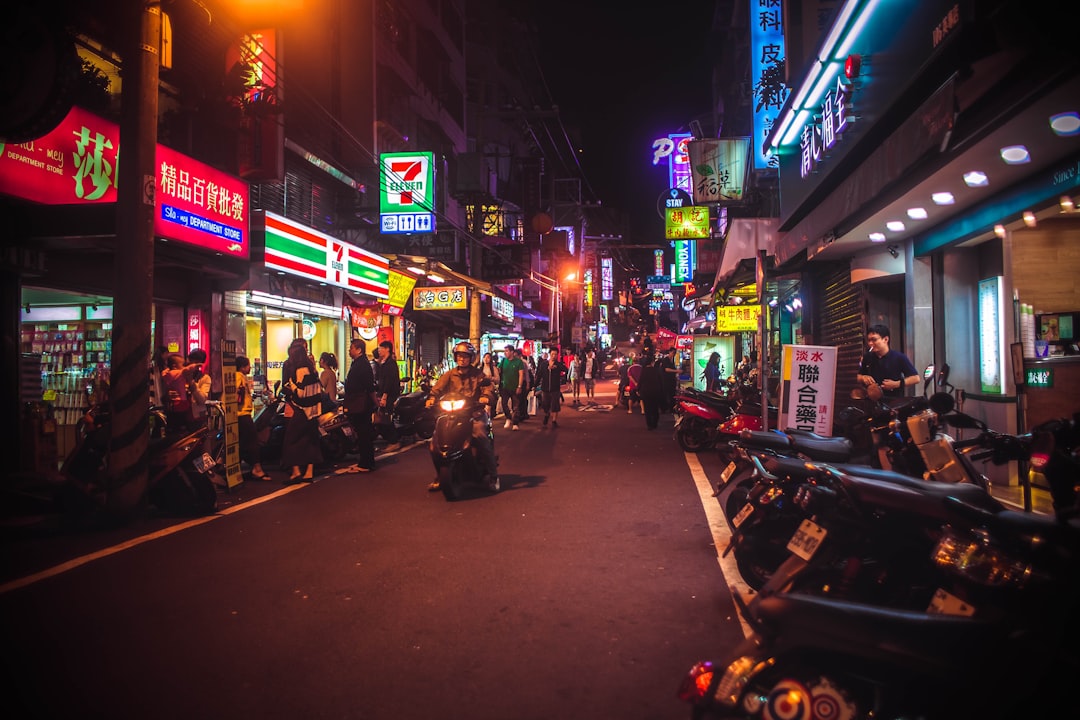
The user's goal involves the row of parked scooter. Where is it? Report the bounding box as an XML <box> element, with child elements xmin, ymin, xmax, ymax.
<box><xmin>675</xmin><ymin>365</ymin><xmax>1080</xmax><ymax>719</ymax></box>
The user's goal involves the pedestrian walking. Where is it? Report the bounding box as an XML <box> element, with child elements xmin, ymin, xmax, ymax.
<box><xmin>636</xmin><ymin>353</ymin><xmax>664</xmax><ymax>430</ymax></box>
<box><xmin>569</xmin><ymin>352</ymin><xmax>582</xmax><ymax>405</ymax></box>
<box><xmin>658</xmin><ymin>346</ymin><xmax>679</xmax><ymax>413</ymax></box>
<box><xmin>582</xmin><ymin>349</ymin><xmax>599</xmax><ymax>400</ymax></box>
<box><xmin>280</xmin><ymin>340</ymin><xmax>323</xmax><ymax>483</ymax></box>
<box><xmin>535</xmin><ymin>348</ymin><xmax>568</xmax><ymax>428</ymax></box>
<box><xmin>498</xmin><ymin>344</ymin><xmax>525</xmax><ymax>431</ymax></box>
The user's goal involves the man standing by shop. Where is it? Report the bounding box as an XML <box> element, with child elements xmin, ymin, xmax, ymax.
<box><xmin>374</xmin><ymin>340</ymin><xmax>401</xmax><ymax>448</ymax></box>
<box><xmin>856</xmin><ymin>324</ymin><xmax>919</xmax><ymax>399</ymax></box>
<box><xmin>342</xmin><ymin>338</ymin><xmax>376</xmax><ymax>472</ymax></box>
<box><xmin>658</xmin><ymin>346</ymin><xmax>679</xmax><ymax>413</ymax></box>
<box><xmin>498</xmin><ymin>344</ymin><xmax>525</xmax><ymax>431</ymax></box>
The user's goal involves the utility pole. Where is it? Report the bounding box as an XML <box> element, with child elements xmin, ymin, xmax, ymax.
<box><xmin>107</xmin><ymin>1</ymin><xmax>160</xmax><ymax>516</ymax></box>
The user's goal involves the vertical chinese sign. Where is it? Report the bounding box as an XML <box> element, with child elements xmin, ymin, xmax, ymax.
<box><xmin>778</xmin><ymin>344</ymin><xmax>837</xmax><ymax>435</ymax></box>
<box><xmin>750</xmin><ymin>0</ymin><xmax>789</xmax><ymax>170</ymax></box>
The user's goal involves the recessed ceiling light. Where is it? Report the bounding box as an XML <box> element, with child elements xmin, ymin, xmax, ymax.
<box><xmin>886</xmin><ymin>220</ymin><xmax>906</xmax><ymax>232</ymax></box>
<box><xmin>907</xmin><ymin>207</ymin><xmax>928</xmax><ymax>220</ymax></box>
<box><xmin>1062</xmin><ymin>195</ymin><xmax>1075</xmax><ymax>213</ymax></box>
<box><xmin>964</xmin><ymin>171</ymin><xmax>989</xmax><ymax>187</ymax></box>
<box><xmin>994</xmin><ymin>224</ymin><xmax>1006</xmax><ymax>238</ymax></box>
<box><xmin>1050</xmin><ymin>112</ymin><xmax>1080</xmax><ymax>136</ymax></box>
<box><xmin>932</xmin><ymin>192</ymin><xmax>955</xmax><ymax>205</ymax></box>
<box><xmin>869</xmin><ymin>232</ymin><xmax>886</xmax><ymax>242</ymax></box>
<box><xmin>1023</xmin><ymin>211</ymin><xmax>1037</xmax><ymax>227</ymax></box>
<box><xmin>1000</xmin><ymin>145</ymin><xmax>1030</xmax><ymax>164</ymax></box>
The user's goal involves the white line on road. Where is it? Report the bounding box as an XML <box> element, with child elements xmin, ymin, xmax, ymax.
<box><xmin>682</xmin><ymin>451</ymin><xmax>753</xmax><ymax>638</ymax></box>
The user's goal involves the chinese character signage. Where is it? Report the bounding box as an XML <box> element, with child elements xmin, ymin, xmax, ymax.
<box><xmin>688</xmin><ymin>138</ymin><xmax>751</xmax><ymax>203</ymax></box>
<box><xmin>0</xmin><ymin>106</ymin><xmax>250</xmax><ymax>257</ymax></box>
<box><xmin>716</xmin><ymin>304</ymin><xmax>762</xmax><ymax>333</ymax></box>
<box><xmin>665</xmin><ymin>207</ymin><xmax>710</xmax><ymax>240</ymax></box>
<box><xmin>491</xmin><ymin>296</ymin><xmax>514</xmax><ymax>323</ymax></box>
<box><xmin>750</xmin><ymin>0</ymin><xmax>789</xmax><ymax>170</ymax></box>
<box><xmin>262</xmin><ymin>211</ymin><xmax>389</xmax><ymax>299</ymax></box>
<box><xmin>800</xmin><ymin>75</ymin><xmax>852</xmax><ymax>179</ymax></box>
<box><xmin>778</xmin><ymin>344</ymin><xmax>838</xmax><ymax>435</ymax></box>
<box><xmin>601</xmin><ymin>257</ymin><xmax>614</xmax><ymax>302</ymax></box>
<box><xmin>380</xmin><ymin>151</ymin><xmax>435</xmax><ymax>234</ymax></box>
<box><xmin>413</xmin><ymin>285</ymin><xmax>467</xmax><ymax>311</ymax></box>
<box><xmin>382</xmin><ymin>269</ymin><xmax>418</xmax><ymax>315</ymax></box>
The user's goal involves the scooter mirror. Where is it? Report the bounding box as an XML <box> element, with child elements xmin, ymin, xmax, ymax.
<box><xmin>928</xmin><ymin>391</ymin><xmax>955</xmax><ymax>414</ymax></box>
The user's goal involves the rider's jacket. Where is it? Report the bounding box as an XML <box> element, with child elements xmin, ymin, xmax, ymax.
<box><xmin>430</xmin><ymin>365</ymin><xmax>496</xmax><ymax>407</ymax></box>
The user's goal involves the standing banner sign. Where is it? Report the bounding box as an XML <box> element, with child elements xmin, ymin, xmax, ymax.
<box><xmin>219</xmin><ymin>340</ymin><xmax>243</xmax><ymax>490</ymax></box>
<box><xmin>778</xmin><ymin>344</ymin><xmax>837</xmax><ymax>436</ymax></box>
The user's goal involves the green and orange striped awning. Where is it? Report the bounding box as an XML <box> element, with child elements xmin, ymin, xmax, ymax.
<box><xmin>261</xmin><ymin>211</ymin><xmax>389</xmax><ymax>299</ymax></box>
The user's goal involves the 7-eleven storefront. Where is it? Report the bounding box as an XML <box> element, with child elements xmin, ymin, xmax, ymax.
<box><xmin>235</xmin><ymin>211</ymin><xmax>390</xmax><ymax>393</ymax></box>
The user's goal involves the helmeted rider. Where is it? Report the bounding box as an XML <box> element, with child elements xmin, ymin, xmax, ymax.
<box><xmin>426</xmin><ymin>342</ymin><xmax>499</xmax><ymax>492</ymax></box>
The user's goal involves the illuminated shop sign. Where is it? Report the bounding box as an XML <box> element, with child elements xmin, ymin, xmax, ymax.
<box><xmin>673</xmin><ymin>240</ymin><xmax>695</xmax><ymax>285</ymax></box>
<box><xmin>383</xmin><ymin>269</ymin><xmax>417</xmax><ymax>313</ymax></box>
<box><xmin>688</xmin><ymin>137</ymin><xmax>750</xmax><ymax>203</ymax></box>
<box><xmin>491</xmin><ymin>296</ymin><xmax>514</xmax><ymax>323</ymax></box>
<box><xmin>262</xmin><ymin>211</ymin><xmax>389</xmax><ymax>299</ymax></box>
<box><xmin>749</xmin><ymin>0</ymin><xmax>789</xmax><ymax>170</ymax></box>
<box><xmin>651</xmin><ymin>132</ymin><xmax>692</xmax><ymax>193</ymax></box>
<box><xmin>665</xmin><ymin>207</ymin><xmax>710</xmax><ymax>240</ymax></box>
<box><xmin>716</xmin><ymin>304</ymin><xmax>762</xmax><ymax>333</ymax></box>
<box><xmin>800</xmin><ymin>75</ymin><xmax>853</xmax><ymax>178</ymax></box>
<box><xmin>413</xmin><ymin>285</ymin><xmax>467</xmax><ymax>310</ymax></box>
<box><xmin>654</xmin><ymin>249</ymin><xmax>666</xmax><ymax>276</ymax></box>
<box><xmin>379</xmin><ymin>151</ymin><xmax>435</xmax><ymax>234</ymax></box>
<box><xmin>0</xmin><ymin>106</ymin><xmax>249</xmax><ymax>257</ymax></box>
<box><xmin>601</xmin><ymin>257</ymin><xmax>614</xmax><ymax>302</ymax></box>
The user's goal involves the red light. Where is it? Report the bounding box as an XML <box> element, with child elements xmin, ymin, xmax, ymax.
<box><xmin>845</xmin><ymin>54</ymin><xmax>862</xmax><ymax>79</ymax></box>
<box><xmin>1030</xmin><ymin>452</ymin><xmax>1050</xmax><ymax>470</ymax></box>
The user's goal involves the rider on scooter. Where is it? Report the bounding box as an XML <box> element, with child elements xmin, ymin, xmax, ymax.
<box><xmin>426</xmin><ymin>342</ymin><xmax>499</xmax><ymax>492</ymax></box>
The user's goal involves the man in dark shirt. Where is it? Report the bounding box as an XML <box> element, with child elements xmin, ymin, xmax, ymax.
<box><xmin>657</xmin><ymin>346</ymin><xmax>679</xmax><ymax>413</ymax></box>
<box><xmin>856</xmin><ymin>324</ymin><xmax>919</xmax><ymax>398</ymax></box>
<box><xmin>342</xmin><ymin>338</ymin><xmax>377</xmax><ymax>471</ymax></box>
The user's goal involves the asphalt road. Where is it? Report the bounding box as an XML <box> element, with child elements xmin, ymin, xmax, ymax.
<box><xmin>0</xmin><ymin>379</ymin><xmax>747</xmax><ymax>720</ymax></box>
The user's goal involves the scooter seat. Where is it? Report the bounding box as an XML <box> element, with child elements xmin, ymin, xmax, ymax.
<box><xmin>834</xmin><ymin>469</ymin><xmax>1004</xmax><ymax>520</ymax></box>
<box><xmin>783</xmin><ymin>429</ymin><xmax>853</xmax><ymax>462</ymax></box>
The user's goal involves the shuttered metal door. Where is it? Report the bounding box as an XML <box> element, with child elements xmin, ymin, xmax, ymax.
<box><xmin>817</xmin><ymin>263</ymin><xmax>867</xmax><ymax>410</ymax></box>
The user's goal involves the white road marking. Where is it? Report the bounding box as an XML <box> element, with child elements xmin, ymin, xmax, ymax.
<box><xmin>683</xmin><ymin>451</ymin><xmax>754</xmax><ymax>638</ymax></box>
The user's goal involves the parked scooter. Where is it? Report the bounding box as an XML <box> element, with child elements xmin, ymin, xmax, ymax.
<box><xmin>678</xmin><ymin>416</ymin><xmax>1080</xmax><ymax>720</ymax></box>
<box><xmin>429</xmin><ymin>382</ymin><xmax>498</xmax><ymax>501</ymax></box>
<box><xmin>59</xmin><ymin>403</ymin><xmax>218</xmax><ymax>521</ymax></box>
<box><xmin>391</xmin><ymin>376</ymin><xmax>437</xmax><ymax>440</ymax></box>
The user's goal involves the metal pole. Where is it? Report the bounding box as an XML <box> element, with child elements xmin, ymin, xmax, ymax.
<box><xmin>757</xmin><ymin>249</ymin><xmax>768</xmax><ymax>431</ymax></box>
<box><xmin>108</xmin><ymin>1</ymin><xmax>160</xmax><ymax>516</ymax></box>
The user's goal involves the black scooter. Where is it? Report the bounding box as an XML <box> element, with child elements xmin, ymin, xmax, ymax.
<box><xmin>429</xmin><ymin>384</ymin><xmax>497</xmax><ymax>501</ymax></box>
<box><xmin>390</xmin><ymin>376</ymin><xmax>437</xmax><ymax>441</ymax></box>
<box><xmin>58</xmin><ymin>404</ymin><xmax>217</xmax><ymax>521</ymax></box>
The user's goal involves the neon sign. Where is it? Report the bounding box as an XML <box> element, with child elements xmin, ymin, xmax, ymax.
<box><xmin>799</xmin><ymin>75</ymin><xmax>852</xmax><ymax>178</ymax></box>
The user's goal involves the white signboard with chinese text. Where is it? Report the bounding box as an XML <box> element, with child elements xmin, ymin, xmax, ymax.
<box><xmin>778</xmin><ymin>344</ymin><xmax>837</xmax><ymax>436</ymax></box>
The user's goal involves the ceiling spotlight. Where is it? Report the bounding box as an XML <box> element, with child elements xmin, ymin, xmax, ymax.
<box><xmin>932</xmin><ymin>192</ymin><xmax>955</xmax><ymax>205</ymax></box>
<box><xmin>1023</xmin><ymin>211</ymin><xmax>1037</xmax><ymax>227</ymax></box>
<box><xmin>907</xmin><ymin>207</ymin><xmax>928</xmax><ymax>220</ymax></box>
<box><xmin>1061</xmin><ymin>195</ymin><xmax>1075</xmax><ymax>213</ymax></box>
<box><xmin>406</xmin><ymin>266</ymin><xmax>427</xmax><ymax>276</ymax></box>
<box><xmin>886</xmin><ymin>220</ymin><xmax>906</xmax><ymax>232</ymax></box>
<box><xmin>887</xmin><ymin>244</ymin><xmax>899</xmax><ymax>259</ymax></box>
<box><xmin>964</xmin><ymin>171</ymin><xmax>989</xmax><ymax>187</ymax></box>
<box><xmin>426</xmin><ymin>273</ymin><xmax>445</xmax><ymax>283</ymax></box>
<box><xmin>869</xmin><ymin>232</ymin><xmax>886</xmax><ymax>242</ymax></box>
<box><xmin>1000</xmin><ymin>145</ymin><xmax>1030</xmax><ymax>164</ymax></box>
<box><xmin>994</xmin><ymin>224</ymin><xmax>1006</xmax><ymax>238</ymax></box>
<box><xmin>1050</xmin><ymin>112</ymin><xmax>1080</xmax><ymax>137</ymax></box>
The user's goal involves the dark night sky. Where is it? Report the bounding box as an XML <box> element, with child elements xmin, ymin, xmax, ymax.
<box><xmin>526</xmin><ymin>1</ymin><xmax>718</xmax><ymax>239</ymax></box>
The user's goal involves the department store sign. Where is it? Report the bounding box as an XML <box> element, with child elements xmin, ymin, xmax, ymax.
<box><xmin>262</xmin><ymin>211</ymin><xmax>389</xmax><ymax>299</ymax></box>
<box><xmin>413</xmin><ymin>286</ymin><xmax>467</xmax><ymax>311</ymax></box>
<box><xmin>0</xmin><ymin>106</ymin><xmax>249</xmax><ymax>257</ymax></box>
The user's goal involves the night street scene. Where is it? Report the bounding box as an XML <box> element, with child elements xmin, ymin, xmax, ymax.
<box><xmin>2</xmin><ymin>1</ymin><xmax>1079</xmax><ymax>718</ymax></box>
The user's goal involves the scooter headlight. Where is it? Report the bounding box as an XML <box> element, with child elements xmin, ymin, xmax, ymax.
<box><xmin>439</xmin><ymin>398</ymin><xmax>465</xmax><ymax>412</ymax></box>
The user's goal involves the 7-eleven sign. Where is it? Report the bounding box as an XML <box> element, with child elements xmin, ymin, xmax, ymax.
<box><xmin>262</xmin><ymin>211</ymin><xmax>389</xmax><ymax>299</ymax></box>
<box><xmin>379</xmin><ymin>151</ymin><xmax>436</xmax><ymax>235</ymax></box>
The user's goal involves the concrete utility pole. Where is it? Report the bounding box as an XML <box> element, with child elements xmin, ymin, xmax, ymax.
<box><xmin>107</xmin><ymin>1</ymin><xmax>160</xmax><ymax>516</ymax></box>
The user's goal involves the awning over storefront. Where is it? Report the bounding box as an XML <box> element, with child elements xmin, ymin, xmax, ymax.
<box><xmin>709</xmin><ymin>217</ymin><xmax>780</xmax><ymax>298</ymax></box>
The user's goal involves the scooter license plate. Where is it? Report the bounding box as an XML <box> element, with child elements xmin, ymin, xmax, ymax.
<box><xmin>786</xmin><ymin>519</ymin><xmax>827</xmax><ymax>561</ymax></box>
<box><xmin>927</xmin><ymin>588</ymin><xmax>976</xmax><ymax>617</ymax></box>
<box><xmin>720</xmin><ymin>461</ymin><xmax>738</xmax><ymax>485</ymax></box>
<box><xmin>731</xmin><ymin>502</ymin><xmax>754</xmax><ymax>528</ymax></box>
<box><xmin>193</xmin><ymin>452</ymin><xmax>215</xmax><ymax>474</ymax></box>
